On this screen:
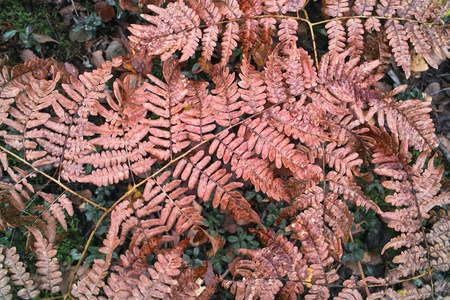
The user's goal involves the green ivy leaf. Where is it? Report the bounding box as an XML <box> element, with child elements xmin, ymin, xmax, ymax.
<box><xmin>228</xmin><ymin>236</ymin><xmax>238</xmax><ymax>243</ymax></box>
<box><xmin>2</xmin><ymin>30</ymin><xmax>17</xmax><ymax>41</ymax></box>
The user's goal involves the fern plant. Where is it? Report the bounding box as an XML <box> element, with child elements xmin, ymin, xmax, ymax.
<box><xmin>0</xmin><ymin>0</ymin><xmax>450</xmax><ymax>299</ymax></box>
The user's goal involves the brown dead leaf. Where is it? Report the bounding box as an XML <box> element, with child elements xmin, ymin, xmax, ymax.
<box><xmin>222</xmin><ymin>213</ymin><xmax>238</xmax><ymax>233</ymax></box>
<box><xmin>374</xmin><ymin>81</ymin><xmax>392</xmax><ymax>93</ymax></box>
<box><xmin>361</xmin><ymin>251</ymin><xmax>383</xmax><ymax>265</ymax></box>
<box><xmin>64</xmin><ymin>62</ymin><xmax>79</xmax><ymax>77</ymax></box>
<box><xmin>60</xmin><ymin>264</ymin><xmax>77</xmax><ymax>293</ymax></box>
<box><xmin>33</xmin><ymin>33</ymin><xmax>58</xmax><ymax>44</ymax></box>
<box><xmin>94</xmin><ymin>1</ymin><xmax>115</xmax><ymax>22</ymax></box>
<box><xmin>105</xmin><ymin>41</ymin><xmax>127</xmax><ymax>60</ymax></box>
<box><xmin>343</xmin><ymin>260</ymin><xmax>360</xmax><ymax>276</ymax></box>
<box><xmin>424</xmin><ymin>82</ymin><xmax>442</xmax><ymax>104</ymax></box>
<box><xmin>430</xmin><ymin>49</ymin><xmax>447</xmax><ymax>67</ymax></box>
<box><xmin>70</xmin><ymin>189</ymin><xmax>92</xmax><ymax>206</ymax></box>
<box><xmin>252</xmin><ymin>43</ymin><xmax>270</xmax><ymax>70</ymax></box>
<box><xmin>20</xmin><ymin>49</ymin><xmax>38</xmax><ymax>62</ymax></box>
<box><xmin>410</xmin><ymin>53</ymin><xmax>428</xmax><ymax>73</ymax></box>
<box><xmin>56</xmin><ymin>62</ymin><xmax>79</xmax><ymax>83</ymax></box>
<box><xmin>192</xmin><ymin>200</ymin><xmax>203</xmax><ymax>214</ymax></box>
<box><xmin>119</xmin><ymin>0</ymin><xmax>142</xmax><ymax>12</ymax></box>
<box><xmin>59</xmin><ymin>4</ymin><xmax>87</xmax><ymax>24</ymax></box>
<box><xmin>438</xmin><ymin>134</ymin><xmax>450</xmax><ymax>153</ymax></box>
<box><xmin>91</xmin><ymin>50</ymin><xmax>106</xmax><ymax>68</ymax></box>
<box><xmin>203</xmin><ymin>261</ymin><xmax>218</xmax><ymax>287</ymax></box>
<box><xmin>422</xmin><ymin>92</ymin><xmax>432</xmax><ymax>103</ymax></box>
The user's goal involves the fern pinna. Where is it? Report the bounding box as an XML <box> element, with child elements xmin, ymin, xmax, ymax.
<box><xmin>0</xmin><ymin>0</ymin><xmax>449</xmax><ymax>299</ymax></box>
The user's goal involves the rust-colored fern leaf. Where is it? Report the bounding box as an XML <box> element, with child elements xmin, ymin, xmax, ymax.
<box><xmin>27</xmin><ymin>226</ymin><xmax>62</xmax><ymax>294</ymax></box>
<box><xmin>1</xmin><ymin>0</ymin><xmax>449</xmax><ymax>299</ymax></box>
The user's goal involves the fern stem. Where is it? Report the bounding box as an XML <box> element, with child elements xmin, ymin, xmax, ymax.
<box><xmin>0</xmin><ymin>146</ymin><xmax>107</xmax><ymax>211</ymax></box>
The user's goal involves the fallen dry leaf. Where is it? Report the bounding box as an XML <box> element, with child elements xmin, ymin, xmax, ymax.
<box><xmin>424</xmin><ymin>82</ymin><xmax>442</xmax><ymax>104</ymax></box>
<box><xmin>33</xmin><ymin>33</ymin><xmax>58</xmax><ymax>44</ymax></box>
<box><xmin>59</xmin><ymin>3</ymin><xmax>87</xmax><ymax>24</ymax></box>
<box><xmin>20</xmin><ymin>49</ymin><xmax>37</xmax><ymax>62</ymax></box>
<box><xmin>410</xmin><ymin>53</ymin><xmax>428</xmax><ymax>73</ymax></box>
<box><xmin>91</xmin><ymin>50</ymin><xmax>106</xmax><ymax>68</ymax></box>
<box><xmin>362</xmin><ymin>251</ymin><xmax>383</xmax><ymax>265</ymax></box>
<box><xmin>94</xmin><ymin>1</ymin><xmax>115</xmax><ymax>22</ymax></box>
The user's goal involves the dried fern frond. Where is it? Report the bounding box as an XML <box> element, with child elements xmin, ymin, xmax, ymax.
<box><xmin>3</xmin><ymin>246</ymin><xmax>39</xmax><ymax>299</ymax></box>
<box><xmin>322</xmin><ymin>0</ymin><xmax>450</xmax><ymax>76</ymax></box>
<box><xmin>0</xmin><ymin>0</ymin><xmax>449</xmax><ymax>299</ymax></box>
<box><xmin>27</xmin><ymin>226</ymin><xmax>62</xmax><ymax>293</ymax></box>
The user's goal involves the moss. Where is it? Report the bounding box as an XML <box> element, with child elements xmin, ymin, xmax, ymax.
<box><xmin>0</xmin><ymin>0</ymin><xmax>73</xmax><ymax>64</ymax></box>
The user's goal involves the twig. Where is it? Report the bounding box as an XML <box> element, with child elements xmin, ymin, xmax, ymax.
<box><xmin>430</xmin><ymin>87</ymin><xmax>450</xmax><ymax>95</ymax></box>
<box><xmin>437</xmin><ymin>136</ymin><xmax>450</xmax><ymax>165</ymax></box>
<box><xmin>221</xmin><ymin>268</ymin><xmax>230</xmax><ymax>278</ymax></box>
<box><xmin>349</xmin><ymin>232</ymin><xmax>370</xmax><ymax>297</ymax></box>
<box><xmin>71</xmin><ymin>0</ymin><xmax>80</xmax><ymax>17</ymax></box>
<box><xmin>45</xmin><ymin>14</ymin><xmax>59</xmax><ymax>42</ymax></box>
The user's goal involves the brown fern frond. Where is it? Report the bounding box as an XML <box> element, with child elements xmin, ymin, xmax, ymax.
<box><xmin>210</xmin><ymin>129</ymin><xmax>289</xmax><ymax>202</ymax></box>
<box><xmin>352</xmin><ymin>0</ymin><xmax>376</xmax><ymax>16</ymax></box>
<box><xmin>0</xmin><ymin>58</ymin><xmax>56</xmax><ymax>100</ymax></box>
<box><xmin>275</xmin><ymin>186</ymin><xmax>324</xmax><ymax>225</ymax></box>
<box><xmin>373</xmin><ymin>129</ymin><xmax>443</xmax><ymax>232</ymax></box>
<box><xmin>324</xmin><ymin>193</ymin><xmax>353</xmax><ymax>243</ymax></box>
<box><xmin>324</xmin><ymin>142</ymin><xmax>363</xmax><ymax>178</ymax></box>
<box><xmin>37</xmin><ymin>192</ymin><xmax>73</xmax><ymax>231</ymax></box>
<box><xmin>385</xmin><ymin>20</ymin><xmax>411</xmax><ymax>78</ymax></box>
<box><xmin>72</xmin><ymin>201</ymin><xmax>128</xmax><ymax>299</ymax></box>
<box><xmin>1</xmin><ymin>61</ymin><xmax>59</xmax><ymax>153</ymax></box>
<box><xmin>129</xmin><ymin>1</ymin><xmax>201</xmax><ymax>61</ymax></box>
<box><xmin>238</xmin><ymin>58</ymin><xmax>267</xmax><ymax>114</ymax></box>
<box><xmin>220</xmin><ymin>22</ymin><xmax>240</xmax><ymax>67</ymax></box>
<box><xmin>104</xmin><ymin>240</ymin><xmax>161</xmax><ymax>298</ymax></box>
<box><xmin>367</xmin><ymin>285</ymin><xmax>433</xmax><ymax>300</ymax></box>
<box><xmin>286</xmin><ymin>208</ymin><xmax>339</xmax><ymax>298</ymax></box>
<box><xmin>221</xmin><ymin>251</ymin><xmax>284</xmax><ymax>300</ymax></box>
<box><xmin>240</xmin><ymin>118</ymin><xmax>312</xmax><ymax>178</ymax></box>
<box><xmin>180</xmin><ymin>81</ymin><xmax>217</xmax><ymax>143</ymax></box>
<box><xmin>264</xmin><ymin>0</ymin><xmax>306</xmax><ymax>13</ymax></box>
<box><xmin>201</xmin><ymin>25</ymin><xmax>220</xmax><ymax>62</ymax></box>
<box><xmin>0</xmin><ymin>167</ymin><xmax>35</xmax><ymax>212</ymax></box>
<box><xmin>0</xmin><ymin>247</ymin><xmax>11</xmax><ymax>299</ymax></box>
<box><xmin>210</xmin><ymin>64</ymin><xmax>244</xmax><ymax>127</ymax></box>
<box><xmin>250</xmin><ymin>229</ymin><xmax>310</xmax><ymax>284</ymax></box>
<box><xmin>263</xmin><ymin>105</ymin><xmax>328</xmax><ymax>149</ymax></box>
<box><xmin>323</xmin><ymin>0</ymin><xmax>350</xmax><ymax>17</ymax></box>
<box><xmin>321</xmin><ymin>0</ymin><xmax>450</xmax><ymax>77</ymax></box>
<box><xmin>312</xmin><ymin>52</ymin><xmax>383</xmax><ymax>123</ymax></box>
<box><xmin>27</xmin><ymin>227</ymin><xmax>62</xmax><ymax>293</ymax></box>
<box><xmin>381</xmin><ymin>232</ymin><xmax>424</xmax><ymax>254</ymax></box>
<box><xmin>334</xmin><ymin>288</ymin><xmax>363</xmax><ymax>300</ymax></box>
<box><xmin>174</xmin><ymin>150</ymin><xmax>262</xmax><ymax>225</ymax></box>
<box><xmin>171</xmin><ymin>263</ymin><xmax>216</xmax><ymax>299</ymax></box>
<box><xmin>3</xmin><ymin>246</ymin><xmax>39</xmax><ymax>299</ymax></box>
<box><xmin>376</xmin><ymin>94</ymin><xmax>438</xmax><ymax>151</ymax></box>
<box><xmin>282</xmin><ymin>42</ymin><xmax>317</xmax><ymax>95</ymax></box>
<box><xmin>264</xmin><ymin>43</ymin><xmax>288</xmax><ymax>104</ymax></box>
<box><xmin>115</xmin><ymin>170</ymin><xmax>205</xmax><ymax>251</ymax></box>
<box><xmin>346</xmin><ymin>18</ymin><xmax>365</xmax><ymax>56</ymax></box>
<box><xmin>277</xmin><ymin>18</ymin><xmax>298</xmax><ymax>47</ymax></box>
<box><xmin>127</xmin><ymin>238</ymin><xmax>189</xmax><ymax>299</ymax></box>
<box><xmin>216</xmin><ymin>0</ymin><xmax>243</xmax><ymax>19</ymax></box>
<box><xmin>325</xmin><ymin>20</ymin><xmax>347</xmax><ymax>57</ymax></box>
<box><xmin>142</xmin><ymin>58</ymin><xmax>191</xmax><ymax>155</ymax></box>
<box><xmin>327</xmin><ymin>171</ymin><xmax>382</xmax><ymax>213</ymax></box>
